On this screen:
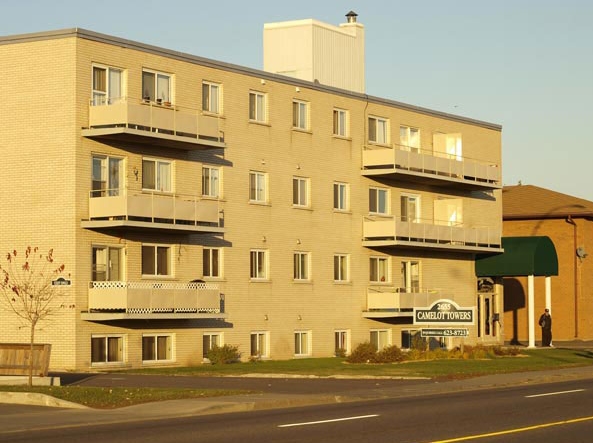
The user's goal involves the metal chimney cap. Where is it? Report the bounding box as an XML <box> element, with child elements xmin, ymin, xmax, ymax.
<box><xmin>345</xmin><ymin>11</ymin><xmax>358</xmax><ymax>23</ymax></box>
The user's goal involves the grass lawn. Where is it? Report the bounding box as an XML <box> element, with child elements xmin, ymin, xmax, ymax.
<box><xmin>1</xmin><ymin>347</ymin><xmax>591</xmax><ymax>409</ymax></box>
<box><xmin>127</xmin><ymin>348</ymin><xmax>593</xmax><ymax>379</ymax></box>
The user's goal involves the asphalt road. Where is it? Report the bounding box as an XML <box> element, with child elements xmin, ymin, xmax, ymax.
<box><xmin>2</xmin><ymin>378</ymin><xmax>592</xmax><ymax>443</ymax></box>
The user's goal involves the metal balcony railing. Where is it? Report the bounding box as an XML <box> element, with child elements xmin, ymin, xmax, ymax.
<box><xmin>86</xmin><ymin>188</ymin><xmax>222</xmax><ymax>230</ymax></box>
<box><xmin>363</xmin><ymin>215</ymin><xmax>501</xmax><ymax>250</ymax></box>
<box><xmin>363</xmin><ymin>286</ymin><xmax>446</xmax><ymax>318</ymax></box>
<box><xmin>86</xmin><ymin>280</ymin><xmax>223</xmax><ymax>316</ymax></box>
<box><xmin>362</xmin><ymin>144</ymin><xmax>500</xmax><ymax>188</ymax></box>
<box><xmin>84</xmin><ymin>96</ymin><xmax>224</xmax><ymax>149</ymax></box>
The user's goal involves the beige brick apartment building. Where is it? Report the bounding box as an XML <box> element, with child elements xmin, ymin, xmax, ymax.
<box><xmin>0</xmin><ymin>15</ymin><xmax>504</xmax><ymax>370</ymax></box>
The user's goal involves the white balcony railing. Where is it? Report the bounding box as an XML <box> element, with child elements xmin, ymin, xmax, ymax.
<box><xmin>86</xmin><ymin>96</ymin><xmax>224</xmax><ymax>146</ymax></box>
<box><xmin>363</xmin><ymin>216</ymin><xmax>501</xmax><ymax>250</ymax></box>
<box><xmin>87</xmin><ymin>281</ymin><xmax>222</xmax><ymax>315</ymax></box>
<box><xmin>364</xmin><ymin>286</ymin><xmax>445</xmax><ymax>317</ymax></box>
<box><xmin>362</xmin><ymin>145</ymin><xmax>500</xmax><ymax>187</ymax></box>
<box><xmin>87</xmin><ymin>188</ymin><xmax>221</xmax><ymax>228</ymax></box>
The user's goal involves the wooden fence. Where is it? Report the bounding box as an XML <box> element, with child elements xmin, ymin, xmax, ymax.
<box><xmin>0</xmin><ymin>343</ymin><xmax>52</xmax><ymax>376</ymax></box>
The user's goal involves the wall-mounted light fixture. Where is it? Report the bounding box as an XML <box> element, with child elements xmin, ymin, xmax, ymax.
<box><xmin>133</xmin><ymin>166</ymin><xmax>139</xmax><ymax>181</ymax></box>
<box><xmin>264</xmin><ymin>314</ymin><xmax>269</xmax><ymax>321</ymax></box>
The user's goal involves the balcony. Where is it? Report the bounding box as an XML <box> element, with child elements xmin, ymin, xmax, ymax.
<box><xmin>81</xmin><ymin>189</ymin><xmax>224</xmax><ymax>234</ymax></box>
<box><xmin>363</xmin><ymin>216</ymin><xmax>502</xmax><ymax>253</ymax></box>
<box><xmin>81</xmin><ymin>281</ymin><xmax>226</xmax><ymax>321</ymax></box>
<box><xmin>82</xmin><ymin>97</ymin><xmax>225</xmax><ymax>150</ymax></box>
<box><xmin>362</xmin><ymin>145</ymin><xmax>501</xmax><ymax>190</ymax></box>
<box><xmin>363</xmin><ymin>286</ymin><xmax>445</xmax><ymax>318</ymax></box>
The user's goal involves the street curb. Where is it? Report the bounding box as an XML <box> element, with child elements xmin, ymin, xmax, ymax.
<box><xmin>0</xmin><ymin>392</ymin><xmax>88</xmax><ymax>409</ymax></box>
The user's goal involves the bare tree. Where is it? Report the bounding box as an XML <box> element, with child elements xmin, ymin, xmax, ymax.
<box><xmin>0</xmin><ymin>247</ymin><xmax>67</xmax><ymax>386</ymax></box>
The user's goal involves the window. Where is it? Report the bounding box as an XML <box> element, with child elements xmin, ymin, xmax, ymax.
<box><xmin>401</xmin><ymin>261</ymin><xmax>420</xmax><ymax>292</ymax></box>
<box><xmin>400</xmin><ymin>126</ymin><xmax>420</xmax><ymax>152</ymax></box>
<box><xmin>368</xmin><ymin>116</ymin><xmax>389</xmax><ymax>144</ymax></box>
<box><xmin>333</xmin><ymin>254</ymin><xmax>349</xmax><ymax>282</ymax></box>
<box><xmin>202</xmin><ymin>81</ymin><xmax>221</xmax><ymax>114</ymax></box>
<box><xmin>250</xmin><ymin>249</ymin><xmax>268</xmax><ymax>280</ymax></box>
<box><xmin>142</xmin><ymin>334</ymin><xmax>173</xmax><ymax>362</ymax></box>
<box><xmin>294</xmin><ymin>331</ymin><xmax>311</xmax><ymax>356</ymax></box>
<box><xmin>333</xmin><ymin>182</ymin><xmax>349</xmax><ymax>211</ymax></box>
<box><xmin>142</xmin><ymin>244</ymin><xmax>171</xmax><ymax>276</ymax></box>
<box><xmin>400</xmin><ymin>194</ymin><xmax>419</xmax><ymax>222</ymax></box>
<box><xmin>292</xmin><ymin>100</ymin><xmax>309</xmax><ymax>130</ymax></box>
<box><xmin>249</xmin><ymin>171</ymin><xmax>267</xmax><ymax>203</ymax></box>
<box><xmin>92</xmin><ymin>65</ymin><xmax>122</xmax><ymax>105</ymax></box>
<box><xmin>334</xmin><ymin>330</ymin><xmax>350</xmax><ymax>356</ymax></box>
<box><xmin>142</xmin><ymin>158</ymin><xmax>172</xmax><ymax>192</ymax></box>
<box><xmin>92</xmin><ymin>246</ymin><xmax>123</xmax><ymax>281</ymax></box>
<box><xmin>292</xmin><ymin>177</ymin><xmax>309</xmax><ymax>207</ymax></box>
<box><xmin>92</xmin><ymin>155</ymin><xmax>123</xmax><ymax>197</ymax></box>
<box><xmin>249</xmin><ymin>91</ymin><xmax>267</xmax><ymax>122</ymax></box>
<box><xmin>369</xmin><ymin>187</ymin><xmax>389</xmax><ymax>214</ymax></box>
<box><xmin>370</xmin><ymin>256</ymin><xmax>389</xmax><ymax>283</ymax></box>
<box><xmin>203</xmin><ymin>332</ymin><xmax>223</xmax><ymax>359</ymax></box>
<box><xmin>250</xmin><ymin>331</ymin><xmax>269</xmax><ymax>358</ymax></box>
<box><xmin>333</xmin><ymin>108</ymin><xmax>348</xmax><ymax>136</ymax></box>
<box><xmin>202</xmin><ymin>166</ymin><xmax>220</xmax><ymax>198</ymax></box>
<box><xmin>370</xmin><ymin>329</ymin><xmax>390</xmax><ymax>351</ymax></box>
<box><xmin>293</xmin><ymin>251</ymin><xmax>310</xmax><ymax>281</ymax></box>
<box><xmin>91</xmin><ymin>335</ymin><xmax>124</xmax><ymax>364</ymax></box>
<box><xmin>142</xmin><ymin>70</ymin><xmax>171</xmax><ymax>104</ymax></box>
<box><xmin>203</xmin><ymin>247</ymin><xmax>221</xmax><ymax>278</ymax></box>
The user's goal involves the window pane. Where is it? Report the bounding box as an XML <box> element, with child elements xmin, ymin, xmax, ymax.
<box><xmin>156</xmin><ymin>246</ymin><xmax>170</xmax><ymax>275</ymax></box>
<box><xmin>369</xmin><ymin>189</ymin><xmax>377</xmax><ymax>213</ymax></box>
<box><xmin>109</xmin><ymin>69</ymin><xmax>121</xmax><ymax>103</ymax></box>
<box><xmin>202</xmin><ymin>83</ymin><xmax>209</xmax><ymax>111</ymax></box>
<box><xmin>249</xmin><ymin>93</ymin><xmax>256</xmax><ymax>120</ymax></box>
<box><xmin>142</xmin><ymin>72</ymin><xmax>155</xmax><ymax>101</ymax></box>
<box><xmin>107</xmin><ymin>337</ymin><xmax>121</xmax><ymax>362</ymax></box>
<box><xmin>156</xmin><ymin>74</ymin><xmax>170</xmax><ymax>102</ymax></box>
<box><xmin>157</xmin><ymin>336</ymin><xmax>169</xmax><ymax>360</ymax></box>
<box><xmin>142</xmin><ymin>160</ymin><xmax>155</xmax><ymax>189</ymax></box>
<box><xmin>256</xmin><ymin>94</ymin><xmax>264</xmax><ymax>120</ymax></box>
<box><xmin>91</xmin><ymin>337</ymin><xmax>106</xmax><ymax>363</ymax></box>
<box><xmin>142</xmin><ymin>246</ymin><xmax>155</xmax><ymax>275</ymax></box>
<box><xmin>142</xmin><ymin>336</ymin><xmax>155</xmax><ymax>361</ymax></box>
<box><xmin>368</xmin><ymin>118</ymin><xmax>376</xmax><ymax>141</ymax></box>
<box><xmin>157</xmin><ymin>162</ymin><xmax>171</xmax><ymax>192</ymax></box>
<box><xmin>210</xmin><ymin>85</ymin><xmax>219</xmax><ymax>114</ymax></box>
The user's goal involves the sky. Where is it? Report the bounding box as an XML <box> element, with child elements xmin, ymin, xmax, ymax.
<box><xmin>3</xmin><ymin>0</ymin><xmax>592</xmax><ymax>200</ymax></box>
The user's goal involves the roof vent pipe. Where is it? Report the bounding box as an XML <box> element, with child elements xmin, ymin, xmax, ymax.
<box><xmin>346</xmin><ymin>11</ymin><xmax>358</xmax><ymax>23</ymax></box>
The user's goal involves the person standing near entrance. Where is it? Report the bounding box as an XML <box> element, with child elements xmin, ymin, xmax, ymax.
<box><xmin>538</xmin><ymin>308</ymin><xmax>552</xmax><ymax>347</ymax></box>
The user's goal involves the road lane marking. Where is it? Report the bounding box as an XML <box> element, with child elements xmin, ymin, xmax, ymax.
<box><xmin>526</xmin><ymin>389</ymin><xmax>585</xmax><ymax>398</ymax></box>
<box><xmin>278</xmin><ymin>414</ymin><xmax>379</xmax><ymax>428</ymax></box>
<box><xmin>429</xmin><ymin>415</ymin><xmax>593</xmax><ymax>443</ymax></box>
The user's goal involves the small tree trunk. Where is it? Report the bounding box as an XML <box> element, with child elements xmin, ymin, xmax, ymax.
<box><xmin>28</xmin><ymin>320</ymin><xmax>36</xmax><ymax>387</ymax></box>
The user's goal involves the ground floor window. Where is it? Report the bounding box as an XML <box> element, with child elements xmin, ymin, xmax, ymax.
<box><xmin>370</xmin><ymin>329</ymin><xmax>390</xmax><ymax>350</ymax></box>
<box><xmin>294</xmin><ymin>330</ymin><xmax>311</xmax><ymax>356</ymax></box>
<box><xmin>142</xmin><ymin>334</ymin><xmax>174</xmax><ymax>362</ymax></box>
<box><xmin>91</xmin><ymin>335</ymin><xmax>125</xmax><ymax>364</ymax></box>
<box><xmin>203</xmin><ymin>332</ymin><xmax>223</xmax><ymax>359</ymax></box>
<box><xmin>334</xmin><ymin>330</ymin><xmax>350</xmax><ymax>356</ymax></box>
<box><xmin>250</xmin><ymin>331</ymin><xmax>269</xmax><ymax>358</ymax></box>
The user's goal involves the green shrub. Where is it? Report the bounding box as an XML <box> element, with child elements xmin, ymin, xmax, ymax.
<box><xmin>347</xmin><ymin>342</ymin><xmax>377</xmax><ymax>363</ymax></box>
<box><xmin>207</xmin><ymin>344</ymin><xmax>241</xmax><ymax>364</ymax></box>
<box><xmin>376</xmin><ymin>345</ymin><xmax>404</xmax><ymax>363</ymax></box>
<box><xmin>411</xmin><ymin>333</ymin><xmax>428</xmax><ymax>351</ymax></box>
<box><xmin>334</xmin><ymin>347</ymin><xmax>347</xmax><ymax>358</ymax></box>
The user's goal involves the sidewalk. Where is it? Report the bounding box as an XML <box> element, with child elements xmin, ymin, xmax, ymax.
<box><xmin>0</xmin><ymin>364</ymin><xmax>592</xmax><ymax>435</ymax></box>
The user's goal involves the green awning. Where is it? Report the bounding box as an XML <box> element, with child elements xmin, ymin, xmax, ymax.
<box><xmin>475</xmin><ymin>236</ymin><xmax>558</xmax><ymax>277</ymax></box>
